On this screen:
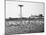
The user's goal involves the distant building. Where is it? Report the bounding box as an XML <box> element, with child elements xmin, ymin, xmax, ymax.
<box><xmin>29</xmin><ymin>14</ymin><xmax>44</xmax><ymax>19</ymax></box>
<box><xmin>9</xmin><ymin>17</ymin><xmax>12</xmax><ymax>19</ymax></box>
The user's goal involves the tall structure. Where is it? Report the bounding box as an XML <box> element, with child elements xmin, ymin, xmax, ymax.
<box><xmin>18</xmin><ymin>5</ymin><xmax>23</xmax><ymax>24</ymax></box>
<box><xmin>18</xmin><ymin>5</ymin><xmax>23</xmax><ymax>18</ymax></box>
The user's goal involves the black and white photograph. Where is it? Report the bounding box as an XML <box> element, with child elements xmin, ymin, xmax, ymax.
<box><xmin>5</xmin><ymin>0</ymin><xmax>44</xmax><ymax>35</ymax></box>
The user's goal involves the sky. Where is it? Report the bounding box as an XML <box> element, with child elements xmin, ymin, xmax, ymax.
<box><xmin>6</xmin><ymin>1</ymin><xmax>44</xmax><ymax>18</ymax></box>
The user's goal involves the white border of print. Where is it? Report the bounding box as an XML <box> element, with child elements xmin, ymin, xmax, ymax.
<box><xmin>0</xmin><ymin>0</ymin><xmax>46</xmax><ymax>35</ymax></box>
